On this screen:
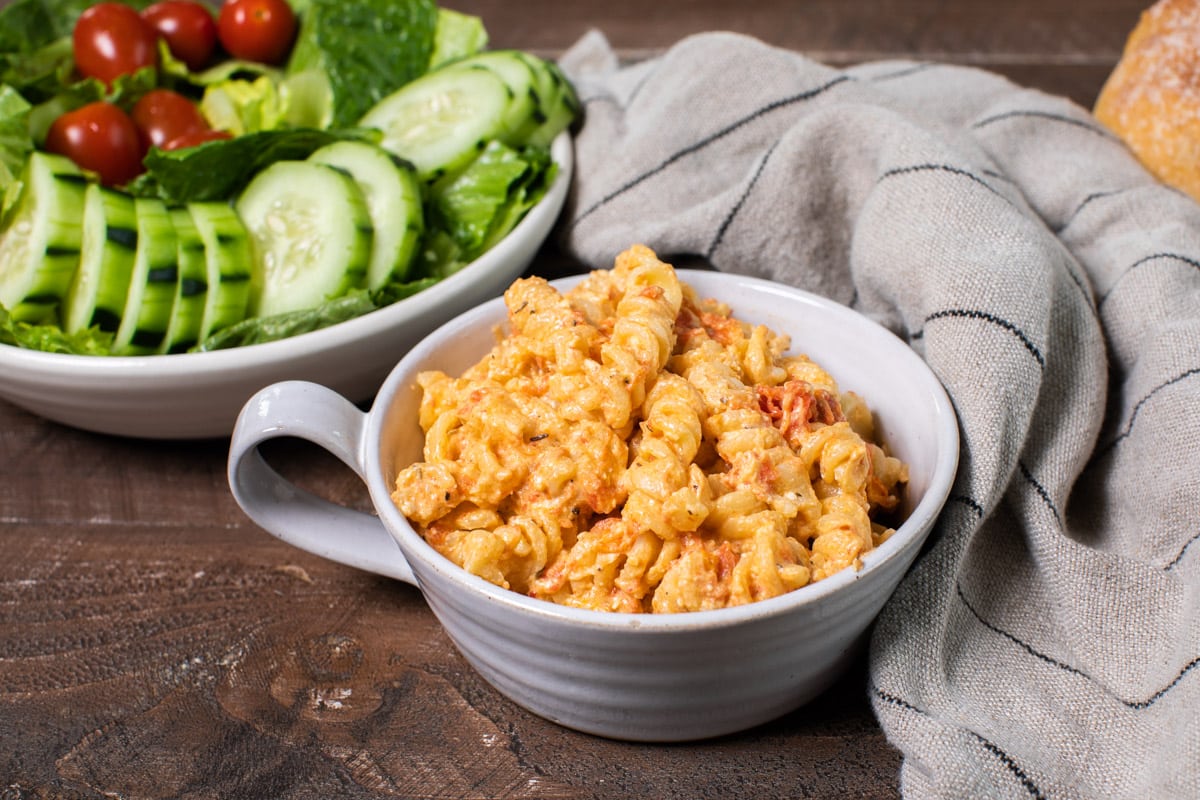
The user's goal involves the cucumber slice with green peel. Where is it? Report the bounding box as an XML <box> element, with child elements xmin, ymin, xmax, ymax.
<box><xmin>0</xmin><ymin>152</ymin><xmax>87</xmax><ymax>323</ymax></box>
<box><xmin>64</xmin><ymin>184</ymin><xmax>138</xmax><ymax>335</ymax></box>
<box><xmin>517</xmin><ymin>54</ymin><xmax>580</xmax><ymax>147</ymax></box>
<box><xmin>114</xmin><ymin>198</ymin><xmax>179</xmax><ymax>355</ymax></box>
<box><xmin>159</xmin><ymin>207</ymin><xmax>210</xmax><ymax>354</ymax></box>
<box><xmin>236</xmin><ymin>160</ymin><xmax>373</xmax><ymax>318</ymax></box>
<box><xmin>308</xmin><ymin>140</ymin><xmax>424</xmax><ymax>289</ymax></box>
<box><xmin>359</xmin><ymin>65</ymin><xmax>514</xmax><ymax>182</ymax></box>
<box><xmin>442</xmin><ymin>51</ymin><xmax>546</xmax><ymax>141</ymax></box>
<box><xmin>188</xmin><ymin>201</ymin><xmax>252</xmax><ymax>341</ymax></box>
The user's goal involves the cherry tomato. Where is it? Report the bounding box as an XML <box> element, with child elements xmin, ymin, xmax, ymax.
<box><xmin>132</xmin><ymin>88</ymin><xmax>209</xmax><ymax>149</ymax></box>
<box><xmin>72</xmin><ymin>3</ymin><xmax>159</xmax><ymax>87</ymax></box>
<box><xmin>217</xmin><ymin>0</ymin><xmax>296</xmax><ymax>65</ymax></box>
<box><xmin>45</xmin><ymin>102</ymin><xmax>146</xmax><ymax>187</ymax></box>
<box><xmin>162</xmin><ymin>128</ymin><xmax>233</xmax><ymax>150</ymax></box>
<box><xmin>141</xmin><ymin>0</ymin><xmax>219</xmax><ymax>72</ymax></box>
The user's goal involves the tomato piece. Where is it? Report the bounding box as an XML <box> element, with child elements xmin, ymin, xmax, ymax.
<box><xmin>132</xmin><ymin>88</ymin><xmax>209</xmax><ymax>150</ymax></box>
<box><xmin>217</xmin><ymin>0</ymin><xmax>296</xmax><ymax>65</ymax></box>
<box><xmin>72</xmin><ymin>3</ymin><xmax>159</xmax><ymax>87</ymax></box>
<box><xmin>141</xmin><ymin>0</ymin><xmax>219</xmax><ymax>72</ymax></box>
<box><xmin>45</xmin><ymin>102</ymin><xmax>146</xmax><ymax>187</ymax></box>
<box><xmin>162</xmin><ymin>129</ymin><xmax>233</xmax><ymax>151</ymax></box>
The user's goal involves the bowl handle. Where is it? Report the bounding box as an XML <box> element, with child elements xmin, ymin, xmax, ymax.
<box><xmin>226</xmin><ymin>380</ymin><xmax>416</xmax><ymax>585</ymax></box>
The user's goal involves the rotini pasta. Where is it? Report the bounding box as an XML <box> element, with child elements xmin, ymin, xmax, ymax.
<box><xmin>391</xmin><ymin>245</ymin><xmax>908</xmax><ymax>613</ymax></box>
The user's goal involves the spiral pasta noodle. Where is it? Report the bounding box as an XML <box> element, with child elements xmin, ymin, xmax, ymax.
<box><xmin>391</xmin><ymin>246</ymin><xmax>908</xmax><ymax>613</ymax></box>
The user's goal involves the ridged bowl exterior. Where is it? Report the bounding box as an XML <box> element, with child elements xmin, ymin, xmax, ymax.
<box><xmin>0</xmin><ymin>134</ymin><xmax>572</xmax><ymax>439</ymax></box>
<box><xmin>356</xmin><ymin>269</ymin><xmax>959</xmax><ymax>742</ymax></box>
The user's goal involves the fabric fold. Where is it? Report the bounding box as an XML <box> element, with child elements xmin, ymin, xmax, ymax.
<box><xmin>559</xmin><ymin>30</ymin><xmax>1199</xmax><ymax>799</ymax></box>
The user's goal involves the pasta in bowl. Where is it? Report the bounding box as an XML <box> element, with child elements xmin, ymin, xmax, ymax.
<box><xmin>228</xmin><ymin>245</ymin><xmax>959</xmax><ymax>741</ymax></box>
<box><xmin>392</xmin><ymin>245</ymin><xmax>909</xmax><ymax>613</ymax></box>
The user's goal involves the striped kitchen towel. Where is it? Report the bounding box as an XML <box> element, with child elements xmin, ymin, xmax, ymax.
<box><xmin>559</xmin><ymin>30</ymin><xmax>1200</xmax><ymax>800</ymax></box>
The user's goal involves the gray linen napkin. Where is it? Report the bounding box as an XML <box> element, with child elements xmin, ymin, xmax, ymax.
<box><xmin>558</xmin><ymin>30</ymin><xmax>1200</xmax><ymax>799</ymax></box>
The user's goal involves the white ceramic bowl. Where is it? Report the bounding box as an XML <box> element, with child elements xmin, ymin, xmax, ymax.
<box><xmin>227</xmin><ymin>269</ymin><xmax>959</xmax><ymax>742</ymax></box>
<box><xmin>0</xmin><ymin>133</ymin><xmax>572</xmax><ymax>440</ymax></box>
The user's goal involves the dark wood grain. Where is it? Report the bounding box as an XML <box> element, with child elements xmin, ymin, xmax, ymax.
<box><xmin>0</xmin><ymin>1</ymin><xmax>1151</xmax><ymax>796</ymax></box>
<box><xmin>462</xmin><ymin>0</ymin><xmax>1144</xmax><ymax>107</ymax></box>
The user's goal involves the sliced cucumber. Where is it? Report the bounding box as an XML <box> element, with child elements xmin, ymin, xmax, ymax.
<box><xmin>0</xmin><ymin>152</ymin><xmax>86</xmax><ymax>323</ymax></box>
<box><xmin>114</xmin><ymin>198</ymin><xmax>179</xmax><ymax>355</ymax></box>
<box><xmin>358</xmin><ymin>65</ymin><xmax>514</xmax><ymax>182</ymax></box>
<box><xmin>235</xmin><ymin>160</ymin><xmax>373</xmax><ymax>317</ymax></box>
<box><xmin>307</xmin><ymin>140</ymin><xmax>424</xmax><ymax>289</ymax></box>
<box><xmin>159</xmin><ymin>207</ymin><xmax>210</xmax><ymax>354</ymax></box>
<box><xmin>188</xmin><ymin>201</ymin><xmax>252</xmax><ymax>341</ymax></box>
<box><xmin>64</xmin><ymin>184</ymin><xmax>138</xmax><ymax>335</ymax></box>
<box><xmin>516</xmin><ymin>53</ymin><xmax>580</xmax><ymax>147</ymax></box>
<box><xmin>442</xmin><ymin>51</ymin><xmax>545</xmax><ymax>142</ymax></box>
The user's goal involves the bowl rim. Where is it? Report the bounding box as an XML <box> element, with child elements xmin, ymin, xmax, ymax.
<box><xmin>0</xmin><ymin>131</ymin><xmax>574</xmax><ymax>381</ymax></box>
<box><xmin>365</xmin><ymin>267</ymin><xmax>961</xmax><ymax>633</ymax></box>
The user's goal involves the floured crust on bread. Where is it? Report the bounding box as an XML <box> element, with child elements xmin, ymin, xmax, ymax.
<box><xmin>1095</xmin><ymin>0</ymin><xmax>1200</xmax><ymax>201</ymax></box>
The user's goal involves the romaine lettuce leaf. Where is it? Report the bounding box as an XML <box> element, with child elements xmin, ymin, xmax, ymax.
<box><xmin>200</xmin><ymin>76</ymin><xmax>286</xmax><ymax>136</ymax></box>
<box><xmin>285</xmin><ymin>0</ymin><xmax>439</xmax><ymax>129</ymax></box>
<box><xmin>0</xmin><ymin>85</ymin><xmax>33</xmax><ymax>197</ymax></box>
<box><xmin>24</xmin><ymin>64</ymin><xmax>158</xmax><ymax>145</ymax></box>
<box><xmin>428</xmin><ymin>141</ymin><xmax>554</xmax><ymax>262</ymax></box>
<box><xmin>160</xmin><ymin>42</ymin><xmax>282</xmax><ymax>88</ymax></box>
<box><xmin>429</xmin><ymin>8</ymin><xmax>488</xmax><ymax>69</ymax></box>
<box><xmin>195</xmin><ymin>290</ymin><xmax>378</xmax><ymax>350</ymax></box>
<box><xmin>127</xmin><ymin>126</ymin><xmax>377</xmax><ymax>203</ymax></box>
<box><xmin>0</xmin><ymin>37</ymin><xmax>75</xmax><ymax>103</ymax></box>
<box><xmin>0</xmin><ymin>303</ymin><xmax>114</xmax><ymax>354</ymax></box>
<box><xmin>194</xmin><ymin>279</ymin><xmax>436</xmax><ymax>350</ymax></box>
<box><xmin>0</xmin><ymin>0</ymin><xmax>102</xmax><ymax>54</ymax></box>
<box><xmin>0</xmin><ymin>0</ymin><xmax>155</xmax><ymax>98</ymax></box>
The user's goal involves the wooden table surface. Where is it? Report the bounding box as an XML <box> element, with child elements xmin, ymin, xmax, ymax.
<box><xmin>0</xmin><ymin>1</ymin><xmax>1151</xmax><ymax>797</ymax></box>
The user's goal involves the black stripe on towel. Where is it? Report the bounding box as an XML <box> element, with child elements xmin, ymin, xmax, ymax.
<box><xmin>957</xmin><ymin>583</ymin><xmax>1084</xmax><ymax>678</ymax></box>
<box><xmin>1054</xmin><ymin>189</ymin><xmax>1124</xmax><ymax>233</ymax></box>
<box><xmin>878</xmin><ymin>162</ymin><xmax>1008</xmax><ymax>202</ymax></box>
<box><xmin>914</xmin><ymin>308</ymin><xmax>1045</xmax><ymax>368</ymax></box>
<box><xmin>971</xmin><ymin>109</ymin><xmax>1115</xmax><ymax>140</ymax></box>
<box><xmin>862</xmin><ymin>61</ymin><xmax>939</xmax><ymax>83</ymax></box>
<box><xmin>1017</xmin><ymin>460</ymin><xmax>1060</xmax><ymax>521</ymax></box>
<box><xmin>706</xmin><ymin>140</ymin><xmax>780</xmax><ymax>258</ymax></box>
<box><xmin>1098</xmin><ymin>366</ymin><xmax>1200</xmax><ymax>455</ymax></box>
<box><xmin>981</xmin><ymin>167</ymin><xmax>1017</xmax><ymax>185</ymax></box>
<box><xmin>1128</xmin><ymin>655</ymin><xmax>1200</xmax><ymax>710</ymax></box>
<box><xmin>1100</xmin><ymin>252</ymin><xmax>1200</xmax><ymax>306</ymax></box>
<box><xmin>1166</xmin><ymin>530</ymin><xmax>1200</xmax><ymax>571</ymax></box>
<box><xmin>948</xmin><ymin>494</ymin><xmax>987</xmax><ymax>520</ymax></box>
<box><xmin>974</xmin><ymin>736</ymin><xmax>1050</xmax><ymax>800</ymax></box>
<box><xmin>872</xmin><ymin>683</ymin><xmax>1049</xmax><ymax>800</ymax></box>
<box><xmin>959</xmin><ymin>581</ymin><xmax>1200</xmax><ymax>710</ymax></box>
<box><xmin>570</xmin><ymin>75</ymin><xmax>851</xmax><ymax>227</ymax></box>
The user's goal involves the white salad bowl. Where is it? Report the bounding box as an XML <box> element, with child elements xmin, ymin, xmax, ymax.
<box><xmin>0</xmin><ymin>133</ymin><xmax>572</xmax><ymax>440</ymax></box>
<box><xmin>227</xmin><ymin>268</ymin><xmax>961</xmax><ymax>742</ymax></box>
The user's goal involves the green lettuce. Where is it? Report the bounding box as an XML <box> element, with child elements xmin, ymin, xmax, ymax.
<box><xmin>1</xmin><ymin>37</ymin><xmax>75</xmax><ymax>103</ymax></box>
<box><xmin>0</xmin><ymin>303</ymin><xmax>114</xmax><ymax>354</ymax></box>
<box><xmin>0</xmin><ymin>0</ymin><xmax>573</xmax><ymax>359</ymax></box>
<box><xmin>200</xmin><ymin>75</ymin><xmax>286</xmax><ymax>136</ymax></box>
<box><xmin>127</xmin><ymin>127</ymin><xmax>377</xmax><ymax>204</ymax></box>
<box><xmin>25</xmin><ymin>65</ymin><xmax>158</xmax><ymax>146</ymax></box>
<box><xmin>0</xmin><ymin>85</ymin><xmax>33</xmax><ymax>210</ymax></box>
<box><xmin>285</xmin><ymin>0</ymin><xmax>440</xmax><ymax>129</ymax></box>
<box><xmin>429</xmin><ymin>9</ymin><xmax>489</xmax><ymax>69</ymax></box>
<box><xmin>195</xmin><ymin>279</ymin><xmax>436</xmax><ymax>350</ymax></box>
<box><xmin>428</xmin><ymin>141</ymin><xmax>555</xmax><ymax>266</ymax></box>
<box><xmin>161</xmin><ymin>45</ymin><xmax>281</xmax><ymax>88</ymax></box>
<box><xmin>0</xmin><ymin>0</ymin><xmax>155</xmax><ymax>99</ymax></box>
<box><xmin>0</xmin><ymin>0</ymin><xmax>99</xmax><ymax>55</ymax></box>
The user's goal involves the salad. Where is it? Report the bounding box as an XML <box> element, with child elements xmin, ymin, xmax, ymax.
<box><xmin>0</xmin><ymin>0</ymin><xmax>578</xmax><ymax>355</ymax></box>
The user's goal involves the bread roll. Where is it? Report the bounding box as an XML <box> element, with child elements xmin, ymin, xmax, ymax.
<box><xmin>1095</xmin><ymin>0</ymin><xmax>1200</xmax><ymax>201</ymax></box>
